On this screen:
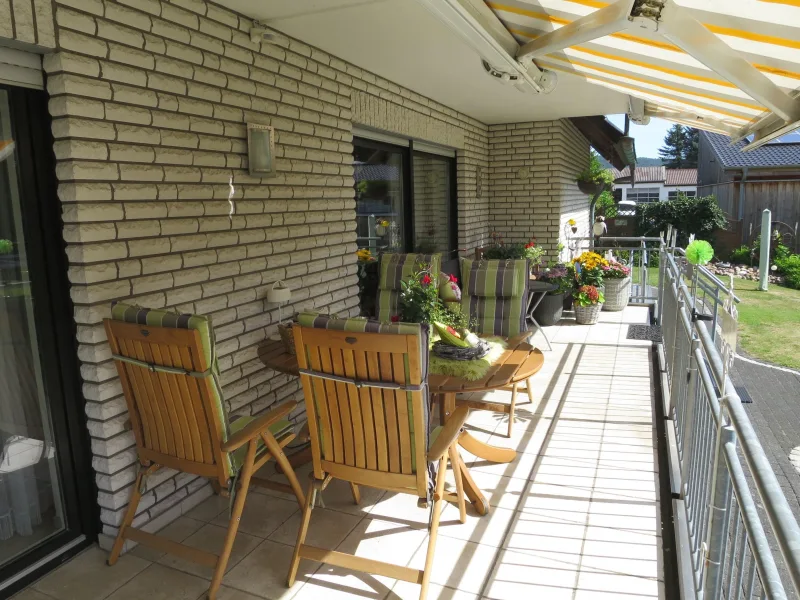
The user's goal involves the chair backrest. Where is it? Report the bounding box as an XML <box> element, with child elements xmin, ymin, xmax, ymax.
<box><xmin>460</xmin><ymin>258</ymin><xmax>530</xmax><ymax>337</ymax></box>
<box><xmin>375</xmin><ymin>253</ymin><xmax>441</xmax><ymax>322</ymax></box>
<box><xmin>293</xmin><ymin>313</ymin><xmax>430</xmax><ymax>498</ymax></box>
<box><xmin>104</xmin><ymin>303</ymin><xmax>231</xmax><ymax>486</ymax></box>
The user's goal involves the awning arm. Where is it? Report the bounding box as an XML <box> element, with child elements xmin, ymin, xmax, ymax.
<box><xmin>657</xmin><ymin>1</ymin><xmax>800</xmax><ymax>124</ymax></box>
<box><xmin>642</xmin><ymin>105</ymin><xmax>740</xmax><ymax>136</ymax></box>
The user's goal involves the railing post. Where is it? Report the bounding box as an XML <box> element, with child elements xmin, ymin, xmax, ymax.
<box><xmin>703</xmin><ymin>410</ymin><xmax>736</xmax><ymax>600</ymax></box>
<box><xmin>657</xmin><ymin>242</ymin><xmax>666</xmax><ymax>325</ymax></box>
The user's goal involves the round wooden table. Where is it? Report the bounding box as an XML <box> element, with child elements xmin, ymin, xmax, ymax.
<box><xmin>429</xmin><ymin>334</ymin><xmax>545</xmax><ymax>515</ymax></box>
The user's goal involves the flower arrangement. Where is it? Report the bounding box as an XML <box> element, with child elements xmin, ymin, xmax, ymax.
<box><xmin>538</xmin><ymin>264</ymin><xmax>573</xmax><ymax>295</ymax></box>
<box><xmin>573</xmin><ymin>285</ymin><xmax>605</xmax><ymax>307</ymax></box>
<box><xmin>601</xmin><ymin>261</ymin><xmax>631</xmax><ymax>280</ymax></box>
<box><xmin>357</xmin><ymin>248</ymin><xmax>376</xmax><ymax>263</ymax></box>
<box><xmin>572</xmin><ymin>251</ymin><xmax>609</xmax><ymax>287</ymax></box>
<box><xmin>523</xmin><ymin>241</ymin><xmax>545</xmax><ymax>266</ymax></box>
<box><xmin>398</xmin><ymin>262</ymin><xmax>469</xmax><ymax>329</ymax></box>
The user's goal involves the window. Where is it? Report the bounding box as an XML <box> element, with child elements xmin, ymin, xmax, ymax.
<box><xmin>668</xmin><ymin>190</ymin><xmax>696</xmax><ymax>200</ymax></box>
<box><xmin>627</xmin><ymin>187</ymin><xmax>660</xmax><ymax>204</ymax></box>
<box><xmin>353</xmin><ymin>138</ymin><xmax>457</xmax><ymax>262</ymax></box>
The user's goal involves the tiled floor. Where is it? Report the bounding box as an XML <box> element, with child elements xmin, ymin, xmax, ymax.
<box><xmin>17</xmin><ymin>306</ymin><xmax>665</xmax><ymax>600</ymax></box>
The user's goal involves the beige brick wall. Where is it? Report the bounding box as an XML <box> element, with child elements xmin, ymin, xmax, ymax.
<box><xmin>40</xmin><ymin>0</ymin><xmax>491</xmax><ymax>545</ymax></box>
<box><xmin>487</xmin><ymin>119</ymin><xmax>590</xmax><ymax>262</ymax></box>
<box><xmin>0</xmin><ymin>0</ymin><xmax>56</xmax><ymax>48</ymax></box>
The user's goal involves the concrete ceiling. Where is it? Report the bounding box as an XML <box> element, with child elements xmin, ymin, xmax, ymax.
<box><xmin>224</xmin><ymin>0</ymin><xmax>629</xmax><ymax>125</ymax></box>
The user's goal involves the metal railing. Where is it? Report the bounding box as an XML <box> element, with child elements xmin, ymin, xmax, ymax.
<box><xmin>659</xmin><ymin>239</ymin><xmax>800</xmax><ymax>600</ymax></box>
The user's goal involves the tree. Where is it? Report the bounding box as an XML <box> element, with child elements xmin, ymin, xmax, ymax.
<box><xmin>658</xmin><ymin>124</ymin><xmax>699</xmax><ymax>168</ymax></box>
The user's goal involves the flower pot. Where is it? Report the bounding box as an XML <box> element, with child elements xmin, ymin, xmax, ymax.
<box><xmin>533</xmin><ymin>293</ymin><xmax>564</xmax><ymax>326</ymax></box>
<box><xmin>602</xmin><ymin>277</ymin><xmax>631</xmax><ymax>312</ymax></box>
<box><xmin>574</xmin><ymin>303</ymin><xmax>602</xmax><ymax>325</ymax></box>
<box><xmin>578</xmin><ymin>180</ymin><xmax>605</xmax><ymax>195</ymax></box>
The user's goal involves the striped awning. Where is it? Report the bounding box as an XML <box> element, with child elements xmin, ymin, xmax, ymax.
<box><xmin>485</xmin><ymin>0</ymin><xmax>800</xmax><ymax>148</ymax></box>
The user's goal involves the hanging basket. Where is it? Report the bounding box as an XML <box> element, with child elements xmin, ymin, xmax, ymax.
<box><xmin>574</xmin><ymin>303</ymin><xmax>602</xmax><ymax>325</ymax></box>
<box><xmin>578</xmin><ymin>180</ymin><xmax>605</xmax><ymax>195</ymax></box>
<box><xmin>602</xmin><ymin>277</ymin><xmax>631</xmax><ymax>312</ymax></box>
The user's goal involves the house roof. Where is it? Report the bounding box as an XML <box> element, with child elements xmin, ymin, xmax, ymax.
<box><xmin>611</xmin><ymin>166</ymin><xmax>698</xmax><ymax>186</ymax></box>
<box><xmin>665</xmin><ymin>169</ymin><xmax>698</xmax><ymax>186</ymax></box>
<box><xmin>611</xmin><ymin>166</ymin><xmax>665</xmax><ymax>184</ymax></box>
<box><xmin>701</xmin><ymin>131</ymin><xmax>800</xmax><ymax>169</ymax></box>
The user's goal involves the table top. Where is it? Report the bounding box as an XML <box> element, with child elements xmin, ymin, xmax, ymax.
<box><xmin>259</xmin><ymin>333</ymin><xmax>545</xmax><ymax>394</ymax></box>
<box><xmin>528</xmin><ymin>280</ymin><xmax>557</xmax><ymax>293</ymax></box>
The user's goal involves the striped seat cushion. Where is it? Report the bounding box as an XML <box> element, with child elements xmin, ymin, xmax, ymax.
<box><xmin>459</xmin><ymin>259</ymin><xmax>530</xmax><ymax>337</ymax></box>
<box><xmin>296</xmin><ymin>312</ymin><xmax>430</xmax><ymax>472</ymax></box>
<box><xmin>376</xmin><ymin>253</ymin><xmax>441</xmax><ymax>322</ymax></box>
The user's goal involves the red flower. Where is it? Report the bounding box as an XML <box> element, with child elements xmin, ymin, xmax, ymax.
<box><xmin>421</xmin><ymin>274</ymin><xmax>432</xmax><ymax>286</ymax></box>
<box><xmin>448</xmin><ymin>274</ymin><xmax>458</xmax><ymax>283</ymax></box>
<box><xmin>391</xmin><ymin>315</ymin><xmax>400</xmax><ymax>322</ymax></box>
<box><xmin>525</xmin><ymin>242</ymin><xmax>536</xmax><ymax>249</ymax></box>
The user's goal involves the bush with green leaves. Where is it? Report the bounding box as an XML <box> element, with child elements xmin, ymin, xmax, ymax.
<box><xmin>729</xmin><ymin>245</ymin><xmax>752</xmax><ymax>265</ymax></box>
<box><xmin>775</xmin><ymin>254</ymin><xmax>800</xmax><ymax>290</ymax></box>
<box><xmin>483</xmin><ymin>243</ymin><xmax>526</xmax><ymax>260</ymax></box>
<box><xmin>577</xmin><ymin>151</ymin><xmax>614</xmax><ymax>186</ymax></box>
<box><xmin>636</xmin><ymin>194</ymin><xmax>727</xmax><ymax>245</ymax></box>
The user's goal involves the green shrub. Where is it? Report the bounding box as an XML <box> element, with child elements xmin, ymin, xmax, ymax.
<box><xmin>775</xmin><ymin>254</ymin><xmax>800</xmax><ymax>289</ymax></box>
<box><xmin>636</xmin><ymin>194</ymin><xmax>727</xmax><ymax>245</ymax></box>
<box><xmin>729</xmin><ymin>245</ymin><xmax>752</xmax><ymax>265</ymax></box>
<box><xmin>484</xmin><ymin>243</ymin><xmax>526</xmax><ymax>260</ymax></box>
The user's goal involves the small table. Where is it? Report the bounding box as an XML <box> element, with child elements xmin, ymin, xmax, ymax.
<box><xmin>260</xmin><ymin>335</ymin><xmax>544</xmax><ymax>516</ymax></box>
<box><xmin>528</xmin><ymin>279</ymin><xmax>556</xmax><ymax>351</ymax></box>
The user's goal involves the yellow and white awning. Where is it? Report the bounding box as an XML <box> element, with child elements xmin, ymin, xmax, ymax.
<box><xmin>484</xmin><ymin>0</ymin><xmax>800</xmax><ymax>149</ymax></box>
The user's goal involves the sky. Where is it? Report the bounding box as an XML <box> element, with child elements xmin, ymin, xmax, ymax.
<box><xmin>606</xmin><ymin>114</ymin><xmax>673</xmax><ymax>159</ymax></box>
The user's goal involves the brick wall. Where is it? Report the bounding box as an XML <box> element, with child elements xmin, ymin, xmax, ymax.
<box><xmin>0</xmin><ymin>0</ymin><xmax>55</xmax><ymax>48</ymax></box>
<box><xmin>39</xmin><ymin>0</ymin><xmax>491</xmax><ymax>546</ymax></box>
<box><xmin>488</xmin><ymin>119</ymin><xmax>591</xmax><ymax>262</ymax></box>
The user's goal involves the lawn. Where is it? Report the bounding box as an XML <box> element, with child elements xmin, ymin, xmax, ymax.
<box><xmin>734</xmin><ymin>278</ymin><xmax>800</xmax><ymax>371</ymax></box>
<box><xmin>630</xmin><ymin>265</ymin><xmax>800</xmax><ymax>370</ymax></box>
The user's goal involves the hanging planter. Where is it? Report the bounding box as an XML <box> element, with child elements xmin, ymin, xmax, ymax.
<box><xmin>577</xmin><ymin>180</ymin><xmax>606</xmax><ymax>195</ymax></box>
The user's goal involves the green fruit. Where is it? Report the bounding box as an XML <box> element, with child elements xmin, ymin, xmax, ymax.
<box><xmin>433</xmin><ymin>321</ymin><xmax>470</xmax><ymax>348</ymax></box>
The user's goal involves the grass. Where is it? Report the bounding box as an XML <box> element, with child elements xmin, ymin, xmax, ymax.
<box><xmin>733</xmin><ymin>278</ymin><xmax>800</xmax><ymax>370</ymax></box>
<box><xmin>629</xmin><ymin>265</ymin><xmax>800</xmax><ymax>369</ymax></box>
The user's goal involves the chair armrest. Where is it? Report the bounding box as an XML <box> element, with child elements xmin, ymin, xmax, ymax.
<box><xmin>426</xmin><ymin>405</ymin><xmax>470</xmax><ymax>461</ymax></box>
<box><xmin>221</xmin><ymin>400</ymin><xmax>297</xmax><ymax>453</ymax></box>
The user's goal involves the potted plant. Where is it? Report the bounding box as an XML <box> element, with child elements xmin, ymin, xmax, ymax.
<box><xmin>572</xmin><ymin>251</ymin><xmax>608</xmax><ymax>291</ymax></box>
<box><xmin>523</xmin><ymin>240</ymin><xmax>544</xmax><ymax>274</ymax></box>
<box><xmin>601</xmin><ymin>260</ymin><xmax>632</xmax><ymax>311</ymax></box>
<box><xmin>576</xmin><ymin>152</ymin><xmax>613</xmax><ymax>196</ymax></box>
<box><xmin>533</xmin><ymin>264</ymin><xmax>571</xmax><ymax>326</ymax></box>
<box><xmin>398</xmin><ymin>262</ymin><xmax>467</xmax><ymax>330</ymax></box>
<box><xmin>573</xmin><ymin>285</ymin><xmax>605</xmax><ymax>325</ymax></box>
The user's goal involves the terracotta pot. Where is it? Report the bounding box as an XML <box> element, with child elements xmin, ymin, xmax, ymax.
<box><xmin>533</xmin><ymin>293</ymin><xmax>564</xmax><ymax>326</ymax></box>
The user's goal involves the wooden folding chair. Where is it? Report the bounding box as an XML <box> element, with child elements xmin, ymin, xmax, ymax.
<box><xmin>287</xmin><ymin>313</ymin><xmax>470</xmax><ymax>600</ymax></box>
<box><xmin>104</xmin><ymin>302</ymin><xmax>305</xmax><ymax>600</ymax></box>
<box><xmin>459</xmin><ymin>258</ymin><xmax>536</xmax><ymax>437</ymax></box>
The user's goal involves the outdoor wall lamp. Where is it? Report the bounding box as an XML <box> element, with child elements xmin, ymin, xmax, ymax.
<box><xmin>247</xmin><ymin>122</ymin><xmax>277</xmax><ymax>178</ymax></box>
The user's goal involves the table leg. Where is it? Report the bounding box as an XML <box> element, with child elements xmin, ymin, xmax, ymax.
<box><xmin>527</xmin><ymin>291</ymin><xmax>552</xmax><ymax>352</ymax></box>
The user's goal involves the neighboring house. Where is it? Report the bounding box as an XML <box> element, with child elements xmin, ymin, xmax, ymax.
<box><xmin>611</xmin><ymin>166</ymin><xmax>698</xmax><ymax>209</ymax></box>
<box><xmin>698</xmin><ymin>131</ymin><xmax>800</xmax><ymax>247</ymax></box>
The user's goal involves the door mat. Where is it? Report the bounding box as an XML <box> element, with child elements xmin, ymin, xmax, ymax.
<box><xmin>734</xmin><ymin>384</ymin><xmax>754</xmax><ymax>404</ymax></box>
<box><xmin>626</xmin><ymin>324</ymin><xmax>663</xmax><ymax>342</ymax></box>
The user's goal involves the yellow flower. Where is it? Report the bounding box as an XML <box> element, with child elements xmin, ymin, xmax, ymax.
<box><xmin>568</xmin><ymin>219</ymin><xmax>576</xmax><ymax>226</ymax></box>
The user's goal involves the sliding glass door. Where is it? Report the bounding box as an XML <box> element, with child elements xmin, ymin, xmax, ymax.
<box><xmin>353</xmin><ymin>137</ymin><xmax>457</xmax><ymax>260</ymax></box>
<box><xmin>0</xmin><ymin>85</ymin><xmax>93</xmax><ymax>596</ymax></box>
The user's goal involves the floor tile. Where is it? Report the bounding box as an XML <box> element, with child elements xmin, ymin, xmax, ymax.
<box><xmin>158</xmin><ymin>523</ymin><xmax>261</xmax><ymax>580</ymax></box>
<box><xmin>33</xmin><ymin>546</ymin><xmax>150</xmax><ymax>600</ymax></box>
<box><xmin>105</xmin><ymin>563</ymin><xmax>208</xmax><ymax>600</ymax></box>
<box><xmin>12</xmin><ymin>589</ymin><xmax>55</xmax><ymax>600</ymax></box>
<box><xmin>224</xmin><ymin>539</ymin><xmax>312</xmax><ymax>599</ymax></box>
<box><xmin>212</xmin><ymin>493</ymin><xmax>299</xmax><ymax>538</ymax></box>
<box><xmin>408</xmin><ymin>537</ymin><xmax>498</xmax><ymax>594</ymax></box>
<box><xmin>269</xmin><ymin>507</ymin><xmax>362</xmax><ymax>549</ymax></box>
<box><xmin>130</xmin><ymin>516</ymin><xmax>204</xmax><ymax>561</ymax></box>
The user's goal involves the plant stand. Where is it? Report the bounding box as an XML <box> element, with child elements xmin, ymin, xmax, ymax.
<box><xmin>575</xmin><ymin>303</ymin><xmax>602</xmax><ymax>325</ymax></box>
<box><xmin>602</xmin><ymin>277</ymin><xmax>631</xmax><ymax>312</ymax></box>
<box><xmin>533</xmin><ymin>293</ymin><xmax>564</xmax><ymax>326</ymax></box>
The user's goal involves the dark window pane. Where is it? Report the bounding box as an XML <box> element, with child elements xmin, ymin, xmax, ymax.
<box><xmin>412</xmin><ymin>153</ymin><xmax>452</xmax><ymax>255</ymax></box>
<box><xmin>353</xmin><ymin>142</ymin><xmax>405</xmax><ymax>253</ymax></box>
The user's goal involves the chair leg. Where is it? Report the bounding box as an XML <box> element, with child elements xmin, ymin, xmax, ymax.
<box><xmin>419</xmin><ymin>455</ymin><xmax>447</xmax><ymax>600</ymax></box>
<box><xmin>107</xmin><ymin>466</ymin><xmax>148</xmax><ymax>566</ymax></box>
<box><xmin>208</xmin><ymin>441</ymin><xmax>257</xmax><ymax>600</ymax></box>
<box><xmin>288</xmin><ymin>478</ymin><xmax>317</xmax><ymax>587</ymax></box>
<box><xmin>261</xmin><ymin>432</ymin><xmax>305</xmax><ymax>507</ymax></box>
<box><xmin>349</xmin><ymin>482</ymin><xmax>361</xmax><ymax>505</ymax></box>
<box><xmin>448</xmin><ymin>443</ymin><xmax>467</xmax><ymax>524</ymax></box>
<box><xmin>507</xmin><ymin>383</ymin><xmax>518</xmax><ymax>438</ymax></box>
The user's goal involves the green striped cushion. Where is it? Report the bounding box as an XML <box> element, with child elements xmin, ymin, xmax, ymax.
<box><xmin>459</xmin><ymin>259</ymin><xmax>530</xmax><ymax>337</ymax></box>
<box><xmin>295</xmin><ymin>312</ymin><xmax>430</xmax><ymax>471</ymax></box>
<box><xmin>376</xmin><ymin>254</ymin><xmax>441</xmax><ymax>323</ymax></box>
